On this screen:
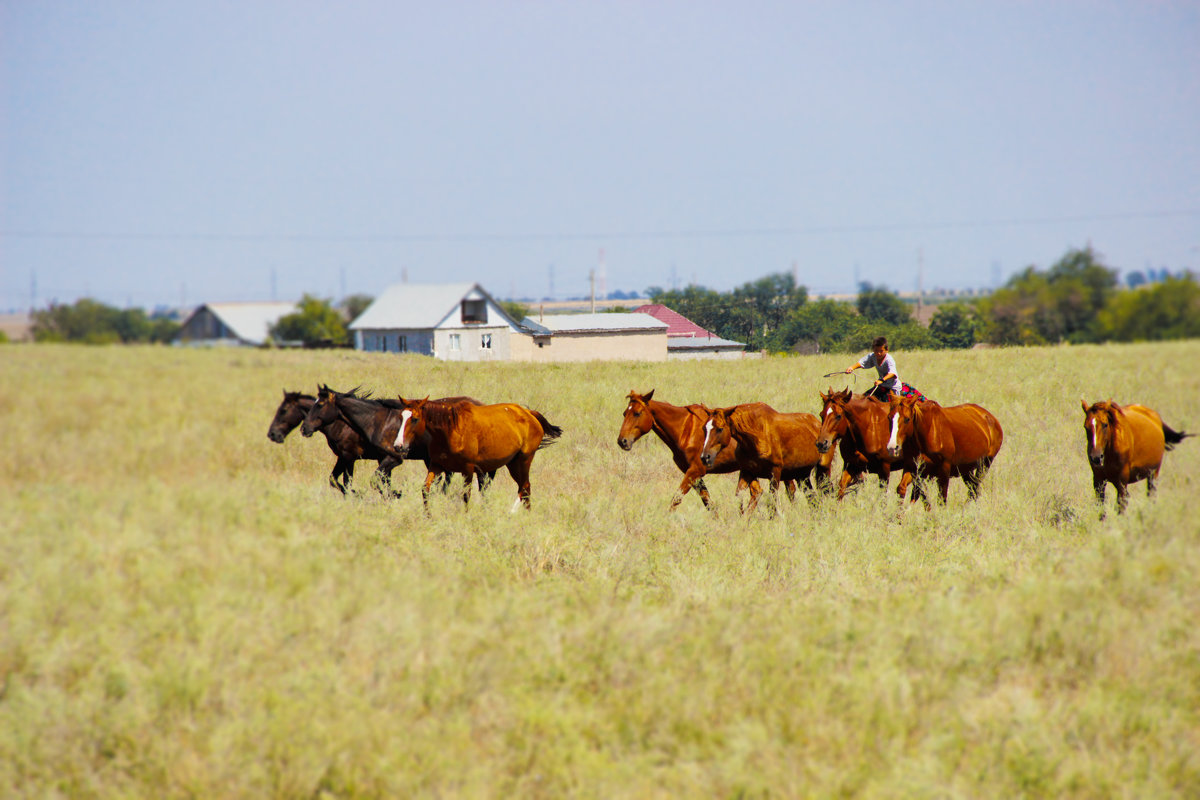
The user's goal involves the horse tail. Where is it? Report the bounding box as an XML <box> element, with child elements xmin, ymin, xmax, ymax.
<box><xmin>1162</xmin><ymin>423</ymin><xmax>1194</xmax><ymax>451</ymax></box>
<box><xmin>530</xmin><ymin>410</ymin><xmax>564</xmax><ymax>448</ymax></box>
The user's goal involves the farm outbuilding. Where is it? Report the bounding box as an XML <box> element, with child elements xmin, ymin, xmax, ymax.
<box><xmin>633</xmin><ymin>303</ymin><xmax>749</xmax><ymax>360</ymax></box>
<box><xmin>177</xmin><ymin>302</ymin><xmax>299</xmax><ymax>347</ymax></box>
<box><xmin>514</xmin><ymin>313</ymin><xmax>668</xmax><ymax>362</ymax></box>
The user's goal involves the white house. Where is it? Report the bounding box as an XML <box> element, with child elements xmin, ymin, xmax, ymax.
<box><xmin>177</xmin><ymin>302</ymin><xmax>299</xmax><ymax>347</ymax></box>
<box><xmin>349</xmin><ymin>282</ymin><xmax>523</xmax><ymax>361</ymax></box>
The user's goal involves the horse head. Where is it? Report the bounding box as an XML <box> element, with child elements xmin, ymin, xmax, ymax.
<box><xmin>392</xmin><ymin>396</ymin><xmax>430</xmax><ymax>457</ymax></box>
<box><xmin>886</xmin><ymin>395</ymin><xmax>921</xmax><ymax>458</ymax></box>
<box><xmin>617</xmin><ymin>389</ymin><xmax>655</xmax><ymax>451</ymax></box>
<box><xmin>700</xmin><ymin>406</ymin><xmax>732</xmax><ymax>468</ymax></box>
<box><xmin>816</xmin><ymin>387</ymin><xmax>854</xmax><ymax>454</ymax></box>
<box><xmin>301</xmin><ymin>384</ymin><xmax>340</xmax><ymax>438</ymax></box>
<box><xmin>1082</xmin><ymin>399</ymin><xmax>1119</xmax><ymax>467</ymax></box>
<box><xmin>268</xmin><ymin>389</ymin><xmax>312</xmax><ymax>443</ymax></box>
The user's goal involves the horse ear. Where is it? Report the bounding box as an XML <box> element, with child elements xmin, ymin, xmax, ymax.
<box><xmin>1081</xmin><ymin>398</ymin><xmax>1089</xmax><ymax>413</ymax></box>
<box><xmin>644</xmin><ymin>389</ymin><xmax>655</xmax><ymax>402</ymax></box>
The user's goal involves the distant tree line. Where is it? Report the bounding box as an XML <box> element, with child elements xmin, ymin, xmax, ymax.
<box><xmin>648</xmin><ymin>247</ymin><xmax>1199</xmax><ymax>353</ymax></box>
<box><xmin>31</xmin><ymin>300</ymin><xmax>181</xmax><ymax>344</ymax></box>
<box><xmin>17</xmin><ymin>248</ymin><xmax>1197</xmax><ymax>349</ymax></box>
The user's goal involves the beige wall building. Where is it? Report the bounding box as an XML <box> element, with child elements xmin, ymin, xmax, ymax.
<box><xmin>514</xmin><ymin>313</ymin><xmax>668</xmax><ymax>362</ymax></box>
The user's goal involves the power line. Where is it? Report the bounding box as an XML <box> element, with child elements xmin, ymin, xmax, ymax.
<box><xmin>2</xmin><ymin>210</ymin><xmax>1197</xmax><ymax>245</ymax></box>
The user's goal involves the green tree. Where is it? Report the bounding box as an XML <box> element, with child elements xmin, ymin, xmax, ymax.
<box><xmin>31</xmin><ymin>299</ymin><xmax>170</xmax><ymax>344</ymax></box>
<box><xmin>339</xmin><ymin>294</ymin><xmax>374</xmax><ymax>324</ymax></box>
<box><xmin>499</xmin><ymin>300</ymin><xmax>530</xmax><ymax>322</ymax></box>
<box><xmin>975</xmin><ymin>247</ymin><xmax>1118</xmax><ymax>345</ymax></box>
<box><xmin>269</xmin><ymin>295</ymin><xmax>348</xmax><ymax>346</ymax></box>
<box><xmin>928</xmin><ymin>302</ymin><xmax>980</xmax><ymax>348</ymax></box>
<box><xmin>1095</xmin><ymin>275</ymin><xmax>1200</xmax><ymax>341</ymax></box>
<box><xmin>856</xmin><ymin>283</ymin><xmax>913</xmax><ymax>326</ymax></box>
<box><xmin>777</xmin><ymin>298</ymin><xmax>859</xmax><ymax>353</ymax></box>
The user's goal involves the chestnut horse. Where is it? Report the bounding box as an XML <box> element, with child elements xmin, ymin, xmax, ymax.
<box><xmin>393</xmin><ymin>396</ymin><xmax>563</xmax><ymax>510</ymax></box>
<box><xmin>1082</xmin><ymin>399</ymin><xmax>1192</xmax><ymax>517</ymax></box>
<box><xmin>268</xmin><ymin>389</ymin><xmax>382</xmax><ymax>494</ymax></box>
<box><xmin>616</xmin><ymin>389</ymin><xmax>787</xmax><ymax>512</ymax></box>
<box><xmin>886</xmin><ymin>395</ymin><xmax>1003</xmax><ymax>505</ymax></box>
<box><xmin>699</xmin><ymin>404</ymin><xmax>833</xmax><ymax>514</ymax></box>
<box><xmin>815</xmin><ymin>388</ymin><xmax>916</xmax><ymax>500</ymax></box>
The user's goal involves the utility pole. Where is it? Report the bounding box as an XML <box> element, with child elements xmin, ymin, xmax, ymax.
<box><xmin>589</xmin><ymin>269</ymin><xmax>596</xmax><ymax>313</ymax></box>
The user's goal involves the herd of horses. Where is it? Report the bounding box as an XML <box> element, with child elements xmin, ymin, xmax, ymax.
<box><xmin>268</xmin><ymin>384</ymin><xmax>1191</xmax><ymax>518</ymax></box>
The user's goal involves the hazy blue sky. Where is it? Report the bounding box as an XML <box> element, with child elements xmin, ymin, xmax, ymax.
<box><xmin>3</xmin><ymin>1</ymin><xmax>1198</xmax><ymax>311</ymax></box>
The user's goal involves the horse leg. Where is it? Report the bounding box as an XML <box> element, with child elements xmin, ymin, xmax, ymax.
<box><xmin>460</xmin><ymin>465</ymin><xmax>477</xmax><ymax>505</ymax></box>
<box><xmin>671</xmin><ymin>467</ymin><xmax>709</xmax><ymax>511</ymax></box>
<box><xmin>744</xmin><ymin>477</ymin><xmax>763</xmax><ymax>515</ymax></box>
<box><xmin>505</xmin><ymin>458</ymin><xmax>533</xmax><ymax>511</ymax></box>
<box><xmin>378</xmin><ymin>456</ymin><xmax>402</xmax><ymax>499</ymax></box>
<box><xmin>1115</xmin><ymin>481</ymin><xmax>1130</xmax><ymax>515</ymax></box>
<box><xmin>1147</xmin><ymin>467</ymin><xmax>1160</xmax><ymax>498</ymax></box>
<box><xmin>330</xmin><ymin>457</ymin><xmax>353</xmax><ymax>494</ymax></box>
<box><xmin>836</xmin><ymin>468</ymin><xmax>860</xmax><ymax>500</ymax></box>
<box><xmin>784</xmin><ymin>479</ymin><xmax>797</xmax><ymax>503</ymax></box>
<box><xmin>1093</xmin><ymin>475</ymin><xmax>1108</xmax><ymax>520</ymax></box>
<box><xmin>421</xmin><ymin>469</ymin><xmax>439</xmax><ymax>512</ymax></box>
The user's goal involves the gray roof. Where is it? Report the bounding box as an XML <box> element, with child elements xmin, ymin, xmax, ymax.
<box><xmin>518</xmin><ymin>313</ymin><xmax>668</xmax><ymax>334</ymax></box>
<box><xmin>667</xmin><ymin>335</ymin><xmax>746</xmax><ymax>350</ymax></box>
<box><xmin>350</xmin><ymin>282</ymin><xmax>515</xmax><ymax>330</ymax></box>
<box><xmin>190</xmin><ymin>302</ymin><xmax>298</xmax><ymax>345</ymax></box>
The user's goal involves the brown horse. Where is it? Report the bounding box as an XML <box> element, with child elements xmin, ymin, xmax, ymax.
<box><xmin>886</xmin><ymin>395</ymin><xmax>1003</xmax><ymax>505</ymax></box>
<box><xmin>815</xmin><ymin>388</ymin><xmax>916</xmax><ymax>500</ymax></box>
<box><xmin>1082</xmin><ymin>399</ymin><xmax>1192</xmax><ymax>517</ymax></box>
<box><xmin>699</xmin><ymin>404</ymin><xmax>833</xmax><ymax>514</ymax></box>
<box><xmin>268</xmin><ymin>389</ymin><xmax>379</xmax><ymax>494</ymax></box>
<box><xmin>616</xmin><ymin>389</ymin><xmax>786</xmax><ymax>512</ymax></box>
<box><xmin>393</xmin><ymin>396</ymin><xmax>562</xmax><ymax>510</ymax></box>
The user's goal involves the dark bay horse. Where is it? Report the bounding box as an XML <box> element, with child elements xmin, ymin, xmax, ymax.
<box><xmin>616</xmin><ymin>389</ymin><xmax>785</xmax><ymax>512</ymax></box>
<box><xmin>887</xmin><ymin>395</ymin><xmax>1003</xmax><ymax>505</ymax></box>
<box><xmin>1082</xmin><ymin>399</ymin><xmax>1191</xmax><ymax>517</ymax></box>
<box><xmin>300</xmin><ymin>386</ymin><xmax>487</xmax><ymax>497</ymax></box>
<box><xmin>699</xmin><ymin>403</ymin><xmax>832</xmax><ymax>514</ymax></box>
<box><xmin>267</xmin><ymin>389</ymin><xmax>373</xmax><ymax>494</ymax></box>
<box><xmin>393</xmin><ymin>396</ymin><xmax>563</xmax><ymax>510</ymax></box>
<box><xmin>815</xmin><ymin>388</ymin><xmax>916</xmax><ymax>500</ymax></box>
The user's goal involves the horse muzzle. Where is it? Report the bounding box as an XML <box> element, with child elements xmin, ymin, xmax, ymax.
<box><xmin>300</xmin><ymin>425</ymin><xmax>316</xmax><ymax>438</ymax></box>
<box><xmin>815</xmin><ymin>439</ymin><xmax>830</xmax><ymax>454</ymax></box>
<box><xmin>700</xmin><ymin>452</ymin><xmax>715</xmax><ymax>468</ymax></box>
<box><xmin>617</xmin><ymin>437</ymin><xmax>633</xmax><ymax>451</ymax></box>
<box><xmin>1089</xmin><ymin>453</ymin><xmax>1103</xmax><ymax>467</ymax></box>
<box><xmin>267</xmin><ymin>430</ymin><xmax>285</xmax><ymax>443</ymax></box>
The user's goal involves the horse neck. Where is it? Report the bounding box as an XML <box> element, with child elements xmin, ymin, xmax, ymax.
<box><xmin>335</xmin><ymin>395</ymin><xmax>390</xmax><ymax>441</ymax></box>
<box><xmin>648</xmin><ymin>400</ymin><xmax>704</xmax><ymax>457</ymax></box>
<box><xmin>845</xmin><ymin>400</ymin><xmax>890</xmax><ymax>452</ymax></box>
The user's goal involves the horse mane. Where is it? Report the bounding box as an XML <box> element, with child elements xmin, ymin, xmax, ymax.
<box><xmin>284</xmin><ymin>389</ymin><xmax>315</xmax><ymax>401</ymax></box>
<box><xmin>420</xmin><ymin>399</ymin><xmax>465</xmax><ymax>430</ymax></box>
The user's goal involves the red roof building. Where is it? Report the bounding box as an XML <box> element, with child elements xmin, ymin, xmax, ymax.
<box><xmin>633</xmin><ymin>304</ymin><xmax>717</xmax><ymax>338</ymax></box>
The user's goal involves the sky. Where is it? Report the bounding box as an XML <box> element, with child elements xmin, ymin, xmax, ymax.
<box><xmin>2</xmin><ymin>1</ymin><xmax>1198</xmax><ymax>312</ymax></box>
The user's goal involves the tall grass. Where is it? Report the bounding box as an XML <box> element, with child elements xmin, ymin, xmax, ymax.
<box><xmin>1</xmin><ymin>342</ymin><xmax>1198</xmax><ymax>798</ymax></box>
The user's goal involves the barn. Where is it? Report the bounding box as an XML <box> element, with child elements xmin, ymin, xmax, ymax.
<box><xmin>177</xmin><ymin>302</ymin><xmax>299</xmax><ymax>347</ymax></box>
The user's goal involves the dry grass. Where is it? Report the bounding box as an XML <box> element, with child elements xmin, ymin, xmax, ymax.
<box><xmin>1</xmin><ymin>342</ymin><xmax>1198</xmax><ymax>798</ymax></box>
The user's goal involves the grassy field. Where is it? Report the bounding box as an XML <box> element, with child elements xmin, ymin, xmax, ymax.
<box><xmin>2</xmin><ymin>341</ymin><xmax>1198</xmax><ymax>798</ymax></box>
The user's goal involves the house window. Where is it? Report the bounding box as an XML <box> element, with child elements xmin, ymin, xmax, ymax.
<box><xmin>480</xmin><ymin>333</ymin><xmax>492</xmax><ymax>350</ymax></box>
<box><xmin>461</xmin><ymin>299</ymin><xmax>487</xmax><ymax>324</ymax></box>
<box><xmin>449</xmin><ymin>333</ymin><xmax>461</xmax><ymax>352</ymax></box>
<box><xmin>397</xmin><ymin>336</ymin><xmax>407</xmax><ymax>353</ymax></box>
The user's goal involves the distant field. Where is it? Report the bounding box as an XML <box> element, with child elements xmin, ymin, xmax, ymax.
<box><xmin>2</xmin><ymin>342</ymin><xmax>1198</xmax><ymax>798</ymax></box>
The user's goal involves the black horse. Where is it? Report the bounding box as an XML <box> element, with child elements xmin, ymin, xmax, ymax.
<box><xmin>268</xmin><ymin>390</ymin><xmax>387</xmax><ymax>494</ymax></box>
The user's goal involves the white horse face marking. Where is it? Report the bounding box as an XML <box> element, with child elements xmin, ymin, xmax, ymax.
<box><xmin>702</xmin><ymin>418</ymin><xmax>715</xmax><ymax>451</ymax></box>
<box><xmin>887</xmin><ymin>410</ymin><xmax>900</xmax><ymax>453</ymax></box>
<box><xmin>393</xmin><ymin>409</ymin><xmax>413</xmax><ymax>448</ymax></box>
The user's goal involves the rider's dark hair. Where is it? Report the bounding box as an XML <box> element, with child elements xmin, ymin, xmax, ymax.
<box><xmin>872</xmin><ymin>336</ymin><xmax>889</xmax><ymax>349</ymax></box>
